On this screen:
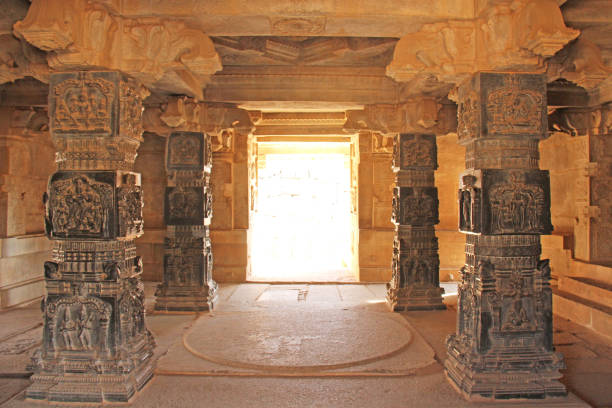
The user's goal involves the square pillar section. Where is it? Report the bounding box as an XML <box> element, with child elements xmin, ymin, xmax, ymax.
<box><xmin>445</xmin><ymin>72</ymin><xmax>566</xmax><ymax>400</ymax></box>
<box><xmin>154</xmin><ymin>131</ymin><xmax>217</xmax><ymax>311</ymax></box>
<box><xmin>27</xmin><ymin>71</ymin><xmax>155</xmax><ymax>403</ymax></box>
<box><xmin>386</xmin><ymin>133</ymin><xmax>445</xmax><ymax>311</ymax></box>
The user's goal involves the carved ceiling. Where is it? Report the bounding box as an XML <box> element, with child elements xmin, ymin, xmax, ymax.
<box><xmin>211</xmin><ymin>36</ymin><xmax>397</xmax><ymax>66</ymax></box>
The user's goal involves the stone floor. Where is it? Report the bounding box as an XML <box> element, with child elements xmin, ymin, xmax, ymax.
<box><xmin>0</xmin><ymin>283</ymin><xmax>610</xmax><ymax>407</ymax></box>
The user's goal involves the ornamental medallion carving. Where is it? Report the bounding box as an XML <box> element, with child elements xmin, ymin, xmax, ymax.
<box><xmin>49</xmin><ymin>174</ymin><xmax>113</xmax><ymax>238</ymax></box>
<box><xmin>51</xmin><ymin>72</ymin><xmax>114</xmax><ymax>135</ymax></box>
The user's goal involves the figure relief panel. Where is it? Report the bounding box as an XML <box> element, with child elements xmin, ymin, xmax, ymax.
<box><xmin>46</xmin><ymin>171</ymin><xmax>143</xmax><ymax>239</ymax></box>
<box><xmin>119</xmin><ymin>279</ymin><xmax>146</xmax><ymax>345</ymax></box>
<box><xmin>47</xmin><ymin>173</ymin><xmax>114</xmax><ymax>238</ymax></box>
<box><xmin>46</xmin><ymin>291</ymin><xmax>111</xmax><ymax>353</ymax></box>
<box><xmin>392</xmin><ymin>187</ymin><xmax>439</xmax><ymax>226</ymax></box>
<box><xmin>458</xmin><ymin>172</ymin><xmax>482</xmax><ymax>234</ymax></box>
<box><xmin>485</xmin><ymin>170</ymin><xmax>552</xmax><ymax>235</ymax></box>
<box><xmin>166</xmin><ymin>132</ymin><xmax>207</xmax><ymax>171</ymax></box>
<box><xmin>456</xmin><ymin>72</ymin><xmax>547</xmax><ymax>142</ymax></box>
<box><xmin>394</xmin><ymin>133</ymin><xmax>437</xmax><ymax>171</ymax></box>
<box><xmin>51</xmin><ymin>72</ymin><xmax>115</xmax><ymax>136</ymax></box>
<box><xmin>164</xmin><ymin>186</ymin><xmax>205</xmax><ymax>225</ymax></box>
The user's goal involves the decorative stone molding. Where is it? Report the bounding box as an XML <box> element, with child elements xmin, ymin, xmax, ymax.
<box><xmin>13</xmin><ymin>0</ymin><xmax>221</xmax><ymax>100</ymax></box>
<box><xmin>344</xmin><ymin>99</ymin><xmax>456</xmax><ymax>135</ymax></box>
<box><xmin>387</xmin><ymin>0</ymin><xmax>579</xmax><ymax>84</ymax></box>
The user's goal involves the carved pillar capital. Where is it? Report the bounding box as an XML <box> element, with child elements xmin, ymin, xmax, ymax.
<box><xmin>344</xmin><ymin>98</ymin><xmax>456</xmax><ymax>135</ymax></box>
<box><xmin>387</xmin><ymin>0</ymin><xmax>579</xmax><ymax>84</ymax></box>
<box><xmin>13</xmin><ymin>0</ymin><xmax>222</xmax><ymax>99</ymax></box>
<box><xmin>49</xmin><ymin>71</ymin><xmax>148</xmax><ymax>171</ymax></box>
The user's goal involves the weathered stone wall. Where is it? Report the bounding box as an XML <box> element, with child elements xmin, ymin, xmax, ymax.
<box><xmin>436</xmin><ymin>132</ymin><xmax>465</xmax><ymax>281</ymax></box>
<box><xmin>358</xmin><ymin>131</ymin><xmax>394</xmax><ymax>282</ymax></box>
<box><xmin>0</xmin><ymin>107</ymin><xmax>54</xmax><ymax>309</ymax></box>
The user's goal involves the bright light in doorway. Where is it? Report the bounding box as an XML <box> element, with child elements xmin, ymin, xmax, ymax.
<box><xmin>249</xmin><ymin>142</ymin><xmax>355</xmax><ymax>282</ymax></box>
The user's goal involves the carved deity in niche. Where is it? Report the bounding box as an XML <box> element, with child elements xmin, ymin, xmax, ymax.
<box><xmin>487</xmin><ymin>75</ymin><xmax>543</xmax><ymax>135</ymax></box>
<box><xmin>459</xmin><ymin>174</ymin><xmax>480</xmax><ymax>232</ymax></box>
<box><xmin>117</xmin><ymin>173</ymin><xmax>143</xmax><ymax>236</ymax></box>
<box><xmin>169</xmin><ymin>133</ymin><xmax>201</xmax><ymax>166</ymax></box>
<box><xmin>489</xmin><ymin>173</ymin><xmax>545</xmax><ymax>234</ymax></box>
<box><xmin>52</xmin><ymin>73</ymin><xmax>113</xmax><ymax>134</ymax></box>
<box><xmin>50</xmin><ymin>175</ymin><xmax>112</xmax><ymax>236</ymax></box>
<box><xmin>458</xmin><ymin>91</ymin><xmax>479</xmax><ymax>139</ymax></box>
<box><xmin>48</xmin><ymin>294</ymin><xmax>111</xmax><ymax>352</ymax></box>
<box><xmin>400</xmin><ymin>258</ymin><xmax>431</xmax><ymax>286</ymax></box>
<box><xmin>500</xmin><ymin>270</ymin><xmax>535</xmax><ymax>332</ymax></box>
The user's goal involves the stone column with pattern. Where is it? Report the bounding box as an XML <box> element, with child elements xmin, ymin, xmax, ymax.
<box><xmin>154</xmin><ymin>131</ymin><xmax>217</xmax><ymax>311</ymax></box>
<box><xmin>387</xmin><ymin>133</ymin><xmax>445</xmax><ymax>311</ymax></box>
<box><xmin>28</xmin><ymin>71</ymin><xmax>155</xmax><ymax>403</ymax></box>
<box><xmin>445</xmin><ymin>72</ymin><xmax>566</xmax><ymax>400</ymax></box>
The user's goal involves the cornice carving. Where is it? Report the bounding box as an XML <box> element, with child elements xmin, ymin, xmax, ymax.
<box><xmin>547</xmin><ymin>38</ymin><xmax>612</xmax><ymax>92</ymax></box>
<box><xmin>144</xmin><ymin>97</ymin><xmax>254</xmax><ymax>139</ymax></box>
<box><xmin>344</xmin><ymin>99</ymin><xmax>456</xmax><ymax>135</ymax></box>
<box><xmin>387</xmin><ymin>0</ymin><xmax>579</xmax><ymax>84</ymax></box>
<box><xmin>13</xmin><ymin>0</ymin><xmax>221</xmax><ymax>100</ymax></box>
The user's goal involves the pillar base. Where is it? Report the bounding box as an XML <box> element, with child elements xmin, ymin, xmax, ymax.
<box><xmin>25</xmin><ymin>333</ymin><xmax>155</xmax><ymax>404</ymax></box>
<box><xmin>386</xmin><ymin>285</ymin><xmax>446</xmax><ymax>311</ymax></box>
<box><xmin>445</xmin><ymin>334</ymin><xmax>567</xmax><ymax>401</ymax></box>
<box><xmin>154</xmin><ymin>282</ymin><xmax>218</xmax><ymax>312</ymax></box>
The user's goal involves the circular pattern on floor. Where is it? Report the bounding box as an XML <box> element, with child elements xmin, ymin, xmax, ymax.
<box><xmin>183</xmin><ymin>310</ymin><xmax>413</xmax><ymax>371</ymax></box>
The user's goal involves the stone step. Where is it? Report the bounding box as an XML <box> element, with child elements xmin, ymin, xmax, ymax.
<box><xmin>569</xmin><ymin>259</ymin><xmax>612</xmax><ymax>286</ymax></box>
<box><xmin>558</xmin><ymin>276</ymin><xmax>612</xmax><ymax>309</ymax></box>
<box><xmin>553</xmin><ymin>288</ymin><xmax>612</xmax><ymax>341</ymax></box>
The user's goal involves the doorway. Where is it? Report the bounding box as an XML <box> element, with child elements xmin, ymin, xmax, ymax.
<box><xmin>248</xmin><ymin>140</ymin><xmax>358</xmax><ymax>282</ymax></box>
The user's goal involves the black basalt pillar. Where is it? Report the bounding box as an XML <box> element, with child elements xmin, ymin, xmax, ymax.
<box><xmin>386</xmin><ymin>133</ymin><xmax>445</xmax><ymax>311</ymax></box>
<box><xmin>445</xmin><ymin>72</ymin><xmax>566</xmax><ymax>400</ymax></box>
<box><xmin>154</xmin><ymin>131</ymin><xmax>218</xmax><ymax>311</ymax></box>
<box><xmin>27</xmin><ymin>71</ymin><xmax>155</xmax><ymax>403</ymax></box>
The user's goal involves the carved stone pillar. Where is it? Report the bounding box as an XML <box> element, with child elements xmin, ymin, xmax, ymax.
<box><xmin>386</xmin><ymin>133</ymin><xmax>445</xmax><ymax>311</ymax></box>
<box><xmin>445</xmin><ymin>72</ymin><xmax>565</xmax><ymax>400</ymax></box>
<box><xmin>154</xmin><ymin>131</ymin><xmax>217</xmax><ymax>311</ymax></box>
<box><xmin>28</xmin><ymin>71</ymin><xmax>155</xmax><ymax>403</ymax></box>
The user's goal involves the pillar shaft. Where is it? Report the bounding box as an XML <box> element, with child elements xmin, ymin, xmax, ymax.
<box><xmin>27</xmin><ymin>71</ymin><xmax>155</xmax><ymax>403</ymax></box>
<box><xmin>386</xmin><ymin>133</ymin><xmax>445</xmax><ymax>311</ymax></box>
<box><xmin>154</xmin><ymin>131</ymin><xmax>217</xmax><ymax>311</ymax></box>
<box><xmin>445</xmin><ymin>72</ymin><xmax>566</xmax><ymax>400</ymax></box>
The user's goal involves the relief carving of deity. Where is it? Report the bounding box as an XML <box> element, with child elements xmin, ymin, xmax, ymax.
<box><xmin>486</xmin><ymin>75</ymin><xmax>543</xmax><ymax>135</ymax></box>
<box><xmin>47</xmin><ymin>295</ymin><xmax>111</xmax><ymax>352</ymax></box>
<box><xmin>52</xmin><ymin>74</ymin><xmax>114</xmax><ymax>134</ymax></box>
<box><xmin>400</xmin><ymin>138</ymin><xmax>434</xmax><ymax>168</ymax></box>
<box><xmin>117</xmin><ymin>174</ymin><xmax>143</xmax><ymax>236</ymax></box>
<box><xmin>169</xmin><ymin>134</ymin><xmax>201</xmax><ymax>166</ymax></box>
<box><xmin>488</xmin><ymin>173</ymin><xmax>545</xmax><ymax>234</ymax></box>
<box><xmin>400</xmin><ymin>189</ymin><xmax>436</xmax><ymax>225</ymax></box>
<box><xmin>49</xmin><ymin>175</ymin><xmax>112</xmax><ymax>237</ymax></box>
<box><xmin>167</xmin><ymin>187</ymin><xmax>201</xmax><ymax>222</ymax></box>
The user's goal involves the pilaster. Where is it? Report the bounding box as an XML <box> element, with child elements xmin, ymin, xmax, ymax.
<box><xmin>26</xmin><ymin>71</ymin><xmax>155</xmax><ymax>403</ymax></box>
<box><xmin>445</xmin><ymin>72</ymin><xmax>566</xmax><ymax>400</ymax></box>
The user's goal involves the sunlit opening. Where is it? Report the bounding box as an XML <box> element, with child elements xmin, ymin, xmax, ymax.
<box><xmin>249</xmin><ymin>141</ymin><xmax>356</xmax><ymax>282</ymax></box>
